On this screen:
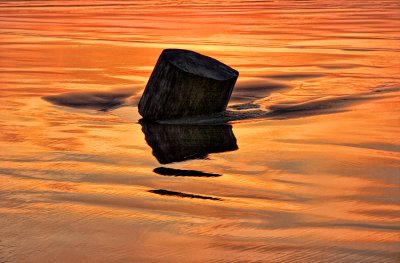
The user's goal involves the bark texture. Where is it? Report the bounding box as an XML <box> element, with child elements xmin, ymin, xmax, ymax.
<box><xmin>139</xmin><ymin>49</ymin><xmax>239</xmax><ymax>120</ymax></box>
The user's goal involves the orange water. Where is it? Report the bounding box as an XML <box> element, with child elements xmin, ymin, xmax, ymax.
<box><xmin>1</xmin><ymin>1</ymin><xmax>399</xmax><ymax>262</ymax></box>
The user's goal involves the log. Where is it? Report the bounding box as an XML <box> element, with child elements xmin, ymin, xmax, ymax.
<box><xmin>138</xmin><ymin>49</ymin><xmax>239</xmax><ymax>120</ymax></box>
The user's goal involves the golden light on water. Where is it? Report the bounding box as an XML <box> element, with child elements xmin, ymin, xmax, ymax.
<box><xmin>0</xmin><ymin>1</ymin><xmax>399</xmax><ymax>262</ymax></box>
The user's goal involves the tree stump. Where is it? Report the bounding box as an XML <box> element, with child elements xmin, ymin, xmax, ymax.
<box><xmin>138</xmin><ymin>49</ymin><xmax>239</xmax><ymax>120</ymax></box>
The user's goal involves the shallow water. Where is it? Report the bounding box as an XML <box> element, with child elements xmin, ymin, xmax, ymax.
<box><xmin>1</xmin><ymin>1</ymin><xmax>399</xmax><ymax>262</ymax></box>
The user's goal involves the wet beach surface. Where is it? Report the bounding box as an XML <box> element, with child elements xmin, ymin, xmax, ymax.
<box><xmin>1</xmin><ymin>1</ymin><xmax>400</xmax><ymax>262</ymax></box>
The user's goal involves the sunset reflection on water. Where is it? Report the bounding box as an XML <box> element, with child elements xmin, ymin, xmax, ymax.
<box><xmin>0</xmin><ymin>1</ymin><xmax>399</xmax><ymax>262</ymax></box>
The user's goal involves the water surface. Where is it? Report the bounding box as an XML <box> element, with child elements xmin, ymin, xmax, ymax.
<box><xmin>1</xmin><ymin>1</ymin><xmax>399</xmax><ymax>262</ymax></box>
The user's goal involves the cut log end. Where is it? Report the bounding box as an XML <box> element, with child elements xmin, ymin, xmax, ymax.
<box><xmin>162</xmin><ymin>49</ymin><xmax>238</xmax><ymax>81</ymax></box>
<box><xmin>138</xmin><ymin>49</ymin><xmax>239</xmax><ymax>120</ymax></box>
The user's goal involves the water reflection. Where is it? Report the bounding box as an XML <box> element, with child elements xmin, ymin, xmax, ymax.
<box><xmin>149</xmin><ymin>189</ymin><xmax>221</xmax><ymax>201</ymax></box>
<box><xmin>140</xmin><ymin>121</ymin><xmax>238</xmax><ymax>164</ymax></box>
<box><xmin>153</xmin><ymin>167</ymin><xmax>221</xmax><ymax>177</ymax></box>
<box><xmin>2</xmin><ymin>0</ymin><xmax>400</xmax><ymax>261</ymax></box>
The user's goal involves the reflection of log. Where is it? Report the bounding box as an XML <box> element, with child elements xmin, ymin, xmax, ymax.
<box><xmin>153</xmin><ymin>167</ymin><xmax>221</xmax><ymax>177</ymax></box>
<box><xmin>140</xmin><ymin>122</ymin><xmax>238</xmax><ymax>164</ymax></box>
<box><xmin>139</xmin><ymin>49</ymin><xmax>239</xmax><ymax>120</ymax></box>
<box><xmin>149</xmin><ymin>189</ymin><xmax>221</xmax><ymax>201</ymax></box>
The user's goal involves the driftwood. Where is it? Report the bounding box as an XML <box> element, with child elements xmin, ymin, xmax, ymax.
<box><xmin>139</xmin><ymin>49</ymin><xmax>239</xmax><ymax>120</ymax></box>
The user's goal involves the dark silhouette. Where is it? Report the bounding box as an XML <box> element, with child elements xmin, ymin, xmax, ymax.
<box><xmin>149</xmin><ymin>189</ymin><xmax>221</xmax><ymax>201</ymax></box>
<box><xmin>153</xmin><ymin>167</ymin><xmax>221</xmax><ymax>177</ymax></box>
<box><xmin>139</xmin><ymin>49</ymin><xmax>238</xmax><ymax>120</ymax></box>
<box><xmin>43</xmin><ymin>90</ymin><xmax>136</xmax><ymax>111</ymax></box>
<box><xmin>140</xmin><ymin>121</ymin><xmax>238</xmax><ymax>164</ymax></box>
